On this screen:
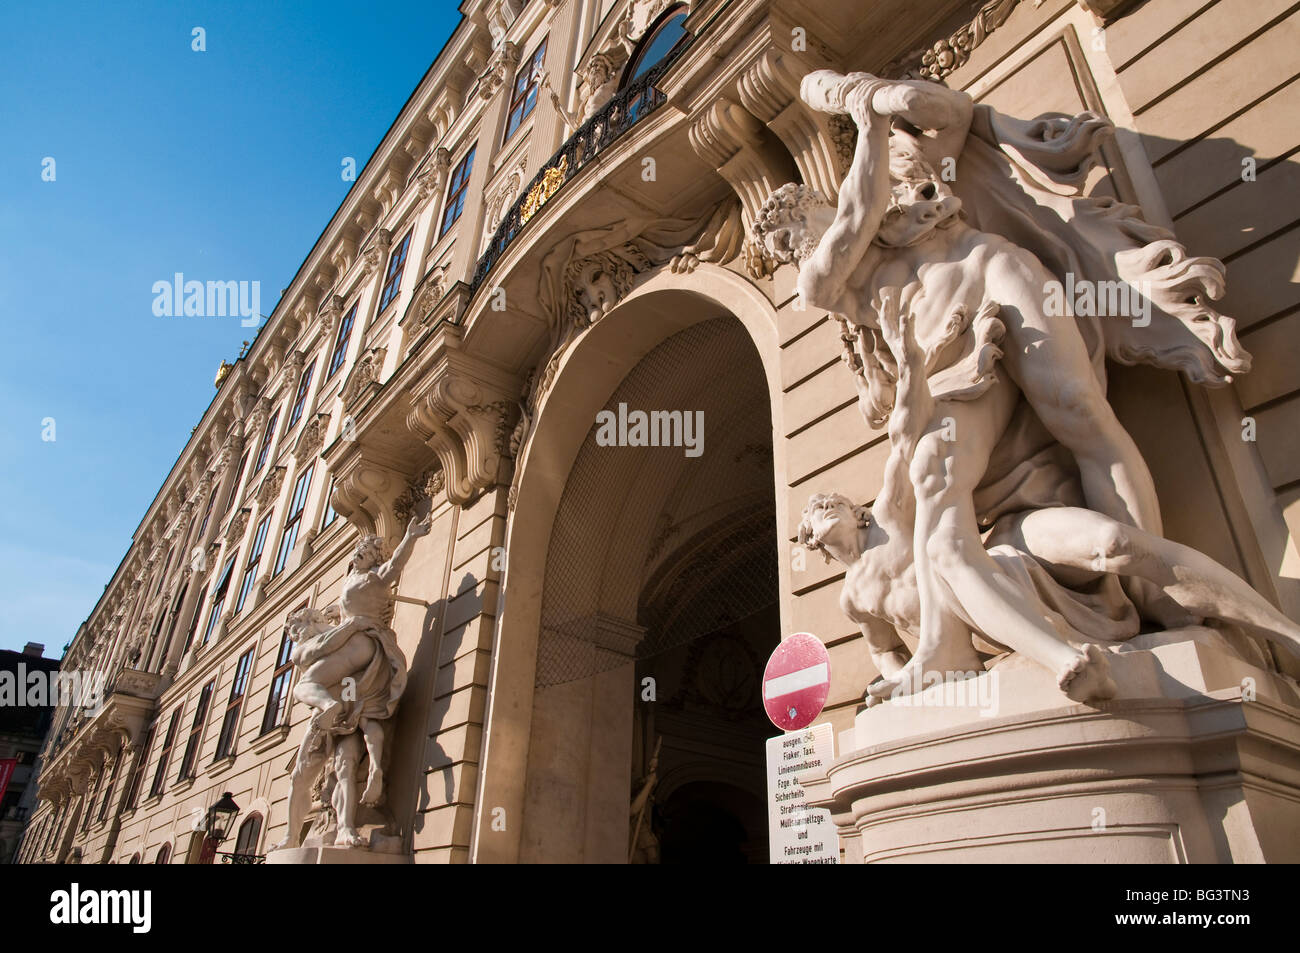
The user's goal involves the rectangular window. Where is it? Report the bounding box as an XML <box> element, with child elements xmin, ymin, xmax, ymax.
<box><xmin>177</xmin><ymin>681</ymin><xmax>214</xmax><ymax>781</ymax></box>
<box><xmin>198</xmin><ymin>485</ymin><xmax>218</xmax><ymax>538</ymax></box>
<box><xmin>154</xmin><ymin>547</ymin><xmax>174</xmax><ymax>596</ymax></box>
<box><xmin>123</xmin><ymin>726</ymin><xmax>155</xmax><ymax>811</ymax></box>
<box><xmin>262</xmin><ymin>622</ymin><xmax>299</xmax><ymax>734</ymax></box>
<box><xmin>222</xmin><ymin>452</ymin><xmax>249</xmax><ymax>517</ymax></box>
<box><xmin>321</xmin><ymin>475</ymin><xmax>339</xmax><ymax>528</ymax></box>
<box><xmin>377</xmin><ymin>230</ymin><xmax>412</xmax><ymax>314</ymax></box>
<box><xmin>505</xmin><ymin>38</ymin><xmax>548</xmax><ymax>141</ymax></box>
<box><xmin>286</xmin><ymin>358</ymin><xmax>317</xmax><ymax>431</ymax></box>
<box><xmin>183</xmin><ymin>583</ymin><xmax>208</xmax><ymax>656</ymax></box>
<box><xmin>273</xmin><ymin>464</ymin><xmax>313</xmax><ymax>577</ymax></box>
<box><xmin>97</xmin><ymin>748</ymin><xmax>122</xmax><ymax>823</ymax></box>
<box><xmin>148</xmin><ymin>709</ymin><xmax>182</xmax><ymax>799</ymax></box>
<box><xmin>203</xmin><ymin>557</ymin><xmax>237</xmax><ymax>644</ymax></box>
<box><xmin>440</xmin><ymin>145</ymin><xmax>476</xmax><ymax>237</ymax></box>
<box><xmin>253</xmin><ymin>406</ymin><xmax>281</xmax><ymax>474</ymax></box>
<box><xmin>215</xmin><ymin>648</ymin><xmax>256</xmax><ymax>760</ymax></box>
<box><xmin>81</xmin><ymin>771</ymin><xmax>102</xmax><ymax>831</ymax></box>
<box><xmin>235</xmin><ymin>513</ymin><xmax>273</xmax><ymax>613</ymax></box>
<box><xmin>327</xmin><ymin>303</ymin><xmax>358</xmax><ymax>379</ymax></box>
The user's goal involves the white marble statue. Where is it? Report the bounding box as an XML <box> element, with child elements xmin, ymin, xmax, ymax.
<box><xmin>798</xmin><ymin>292</ymin><xmax>1300</xmax><ymax>702</ymax></box>
<box><xmin>756</xmin><ymin>70</ymin><xmax>1297</xmax><ymax>703</ymax></box>
<box><xmin>273</xmin><ymin>516</ymin><xmax>430</xmax><ymax>850</ymax></box>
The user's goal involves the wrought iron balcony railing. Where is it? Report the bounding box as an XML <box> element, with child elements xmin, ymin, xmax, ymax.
<box><xmin>469</xmin><ymin>39</ymin><xmax>692</xmax><ymax>295</ymax></box>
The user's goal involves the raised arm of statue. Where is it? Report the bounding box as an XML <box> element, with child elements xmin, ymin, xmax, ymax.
<box><xmin>795</xmin><ymin>73</ymin><xmax>893</xmax><ymax>317</ymax></box>
<box><xmin>537</xmin><ymin>69</ymin><xmax>583</xmax><ymax>130</ymax></box>
<box><xmin>376</xmin><ymin>516</ymin><xmax>432</xmax><ymax>586</ymax></box>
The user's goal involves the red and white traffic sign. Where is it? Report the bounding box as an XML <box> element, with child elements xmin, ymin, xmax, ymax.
<box><xmin>762</xmin><ymin>632</ymin><xmax>830</xmax><ymax>731</ymax></box>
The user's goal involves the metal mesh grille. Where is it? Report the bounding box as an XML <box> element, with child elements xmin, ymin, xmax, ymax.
<box><xmin>535</xmin><ymin>317</ymin><xmax>778</xmax><ymax>689</ymax></box>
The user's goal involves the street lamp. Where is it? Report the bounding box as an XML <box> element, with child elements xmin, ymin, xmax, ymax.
<box><xmin>205</xmin><ymin>792</ymin><xmax>240</xmax><ymax>844</ymax></box>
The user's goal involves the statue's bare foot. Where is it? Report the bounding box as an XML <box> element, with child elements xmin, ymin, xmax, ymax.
<box><xmin>1059</xmin><ymin>644</ymin><xmax>1117</xmax><ymax>703</ymax></box>
<box><xmin>866</xmin><ymin>645</ymin><xmax>984</xmax><ymax>703</ymax></box>
<box><xmin>335</xmin><ymin>827</ymin><xmax>364</xmax><ymax>848</ymax></box>
<box><xmin>361</xmin><ymin>768</ymin><xmax>384</xmax><ymax>807</ymax></box>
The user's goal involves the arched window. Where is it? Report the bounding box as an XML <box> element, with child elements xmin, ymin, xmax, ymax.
<box><xmin>622</xmin><ymin>6</ymin><xmax>690</xmax><ymax>87</ymax></box>
<box><xmin>128</xmin><ymin>853</ymin><xmax>141</xmax><ymax>864</ymax></box>
<box><xmin>234</xmin><ymin>813</ymin><xmax>262</xmax><ymax>858</ymax></box>
<box><xmin>155</xmin><ymin>842</ymin><xmax>171</xmax><ymax>864</ymax></box>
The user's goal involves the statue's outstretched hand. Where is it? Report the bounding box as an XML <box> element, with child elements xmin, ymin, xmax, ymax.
<box><xmin>876</xmin><ymin>289</ymin><xmax>922</xmax><ymax>374</ymax></box>
<box><xmin>406</xmin><ymin>515</ymin><xmax>432</xmax><ymax>540</ymax></box>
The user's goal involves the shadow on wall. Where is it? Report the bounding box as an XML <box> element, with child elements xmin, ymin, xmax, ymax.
<box><xmin>408</xmin><ymin>571</ymin><xmax>485</xmax><ymax>845</ymax></box>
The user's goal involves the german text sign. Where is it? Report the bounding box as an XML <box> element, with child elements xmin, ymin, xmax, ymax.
<box><xmin>765</xmin><ymin>722</ymin><xmax>838</xmax><ymax>864</ymax></box>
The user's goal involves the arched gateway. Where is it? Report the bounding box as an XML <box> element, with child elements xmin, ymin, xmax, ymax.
<box><xmin>473</xmin><ymin>271</ymin><xmax>790</xmax><ymax>863</ymax></box>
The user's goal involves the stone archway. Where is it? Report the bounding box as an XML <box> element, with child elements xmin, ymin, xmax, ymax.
<box><xmin>472</xmin><ymin>266</ymin><xmax>787</xmax><ymax>863</ymax></box>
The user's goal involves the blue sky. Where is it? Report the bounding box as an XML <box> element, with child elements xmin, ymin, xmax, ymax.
<box><xmin>0</xmin><ymin>1</ymin><xmax>463</xmax><ymax>654</ymax></box>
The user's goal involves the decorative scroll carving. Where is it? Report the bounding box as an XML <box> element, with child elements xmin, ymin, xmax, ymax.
<box><xmin>341</xmin><ymin>347</ymin><xmax>387</xmax><ymax>409</ymax></box>
<box><xmin>257</xmin><ymin>466</ymin><xmax>287</xmax><ymax>507</ymax></box>
<box><xmin>884</xmin><ymin>0</ymin><xmax>1022</xmax><ymax>81</ymax></box>
<box><xmin>479</xmin><ymin>40</ymin><xmax>521</xmax><ymax>100</ymax></box>
<box><xmin>293</xmin><ymin>412</ymin><xmax>330</xmax><ymax>464</ymax></box>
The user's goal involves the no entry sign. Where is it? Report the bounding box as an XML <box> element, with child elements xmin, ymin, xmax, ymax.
<box><xmin>762</xmin><ymin>632</ymin><xmax>830</xmax><ymax>731</ymax></box>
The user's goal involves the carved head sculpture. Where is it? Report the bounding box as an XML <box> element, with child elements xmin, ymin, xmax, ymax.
<box><xmin>285</xmin><ymin>605</ymin><xmax>340</xmax><ymax>642</ymax></box>
<box><xmin>798</xmin><ymin>492</ymin><xmax>870</xmax><ymax>564</ymax></box>
<box><xmin>874</xmin><ymin>142</ymin><xmax>963</xmax><ymax>248</ymax></box>
<box><xmin>584</xmin><ymin>53</ymin><xmax>616</xmax><ymax>91</ymax></box>
<box><xmin>348</xmin><ymin>534</ymin><xmax>387</xmax><ymax>573</ymax></box>
<box><xmin>753</xmin><ymin>183</ymin><xmax>835</xmax><ymax>266</ymax></box>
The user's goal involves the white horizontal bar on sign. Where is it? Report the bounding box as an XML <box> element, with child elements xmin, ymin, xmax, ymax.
<box><xmin>763</xmin><ymin>662</ymin><xmax>829</xmax><ymax>700</ymax></box>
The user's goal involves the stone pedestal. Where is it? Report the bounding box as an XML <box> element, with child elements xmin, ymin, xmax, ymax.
<box><xmin>801</xmin><ymin>628</ymin><xmax>1300</xmax><ymax>863</ymax></box>
<box><xmin>266</xmin><ymin>846</ymin><xmax>411</xmax><ymax>865</ymax></box>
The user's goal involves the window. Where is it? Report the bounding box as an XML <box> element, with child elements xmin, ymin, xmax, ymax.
<box><xmin>253</xmin><ymin>406</ymin><xmax>281</xmax><ymax>474</ymax></box>
<box><xmin>155</xmin><ymin>843</ymin><xmax>171</xmax><ymax>865</ymax></box>
<box><xmin>235</xmin><ymin>513</ymin><xmax>273</xmax><ymax>613</ymax></box>
<box><xmin>148</xmin><ymin>709</ymin><xmax>182</xmax><ymax>799</ymax></box>
<box><xmin>222</xmin><ymin>452</ymin><xmax>249</xmax><ymax>517</ymax></box>
<box><xmin>440</xmin><ymin>145</ymin><xmax>476</xmax><ymax>237</ymax></box>
<box><xmin>624</xmin><ymin>6</ymin><xmax>689</xmax><ymax>85</ymax></box>
<box><xmin>234</xmin><ymin>813</ymin><xmax>262</xmax><ymax>858</ymax></box>
<box><xmin>183</xmin><ymin>583</ymin><xmax>209</xmax><ymax>656</ymax></box>
<box><xmin>129</xmin><ymin>853</ymin><xmax>140</xmax><ymax>864</ymax></box>
<box><xmin>123</xmin><ymin>725</ymin><xmax>155</xmax><ymax>811</ymax></box>
<box><xmin>505</xmin><ymin>38</ymin><xmax>548</xmax><ymax>141</ymax></box>
<box><xmin>377</xmin><ymin>230</ymin><xmax>412</xmax><ymax>314</ymax></box>
<box><xmin>327</xmin><ymin>303</ymin><xmax>358</xmax><ymax>379</ymax></box>
<box><xmin>177</xmin><ymin>681</ymin><xmax>214</xmax><ymax>782</ymax></box>
<box><xmin>203</xmin><ymin>557</ymin><xmax>237</xmax><ymax>644</ymax></box>
<box><xmin>97</xmin><ymin>748</ymin><xmax>122</xmax><ymax>823</ymax></box>
<box><xmin>154</xmin><ymin>547</ymin><xmax>173</xmax><ymax>596</ymax></box>
<box><xmin>81</xmin><ymin>771</ymin><xmax>102</xmax><ymax>832</ymax></box>
<box><xmin>198</xmin><ymin>484</ymin><xmax>218</xmax><ymax>538</ymax></box>
<box><xmin>273</xmin><ymin>465</ymin><xmax>313</xmax><ymax>577</ymax></box>
<box><xmin>321</xmin><ymin>476</ymin><xmax>339</xmax><ymax>529</ymax></box>
<box><xmin>262</xmin><ymin>620</ymin><xmax>299</xmax><ymax>733</ymax></box>
<box><xmin>157</xmin><ymin>583</ymin><xmax>188</xmax><ymax>670</ymax></box>
<box><xmin>215</xmin><ymin>648</ymin><xmax>255</xmax><ymax>760</ymax></box>
<box><xmin>286</xmin><ymin>358</ymin><xmax>317</xmax><ymax>431</ymax></box>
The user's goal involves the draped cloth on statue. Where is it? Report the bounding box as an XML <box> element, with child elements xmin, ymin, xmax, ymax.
<box><xmin>955</xmin><ymin>104</ymin><xmax>1250</xmax><ymax>387</ymax></box>
<box><xmin>296</xmin><ymin>616</ymin><xmax>407</xmax><ymax>731</ymax></box>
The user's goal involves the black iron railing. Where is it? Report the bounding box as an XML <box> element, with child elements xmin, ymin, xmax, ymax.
<box><xmin>469</xmin><ymin>40</ymin><xmax>692</xmax><ymax>295</ymax></box>
<box><xmin>218</xmin><ymin>851</ymin><xmax>267</xmax><ymax>864</ymax></box>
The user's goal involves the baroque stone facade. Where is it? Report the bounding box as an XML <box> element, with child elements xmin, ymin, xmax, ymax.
<box><xmin>17</xmin><ymin>0</ymin><xmax>1300</xmax><ymax>865</ymax></box>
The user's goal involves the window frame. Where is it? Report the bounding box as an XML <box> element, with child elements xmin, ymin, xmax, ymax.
<box><xmin>261</xmin><ymin>617</ymin><xmax>301</xmax><ymax>734</ymax></box>
<box><xmin>440</xmin><ymin>145</ymin><xmax>477</xmax><ymax>238</ymax></box>
<box><xmin>505</xmin><ymin>38</ymin><xmax>548</xmax><ymax>142</ymax></box>
<box><xmin>123</xmin><ymin>725</ymin><xmax>155</xmax><ymax>811</ymax></box>
<box><xmin>286</xmin><ymin>358</ymin><xmax>317</xmax><ymax>431</ymax></box>
<box><xmin>176</xmin><ymin>680</ymin><xmax>214</xmax><ymax>782</ymax></box>
<box><xmin>321</xmin><ymin>475</ymin><xmax>339</xmax><ymax>529</ymax></box>
<box><xmin>203</xmin><ymin>557</ymin><xmax>237</xmax><ymax>645</ymax></box>
<box><xmin>272</xmin><ymin>464</ymin><xmax>313</xmax><ymax>577</ymax></box>
<box><xmin>327</xmin><ymin>303</ymin><xmax>358</xmax><ymax>380</ymax></box>
<box><xmin>234</xmin><ymin>512</ymin><xmax>273</xmax><ymax>614</ymax></box>
<box><xmin>215</xmin><ymin>647</ymin><xmax>255</xmax><ymax>761</ymax></box>
<box><xmin>148</xmin><ymin>709</ymin><xmax>182</xmax><ymax>799</ymax></box>
<box><xmin>252</xmin><ymin>406</ymin><xmax>281</xmax><ymax>475</ymax></box>
<box><xmin>377</xmin><ymin>230</ymin><xmax>413</xmax><ymax>314</ymax></box>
